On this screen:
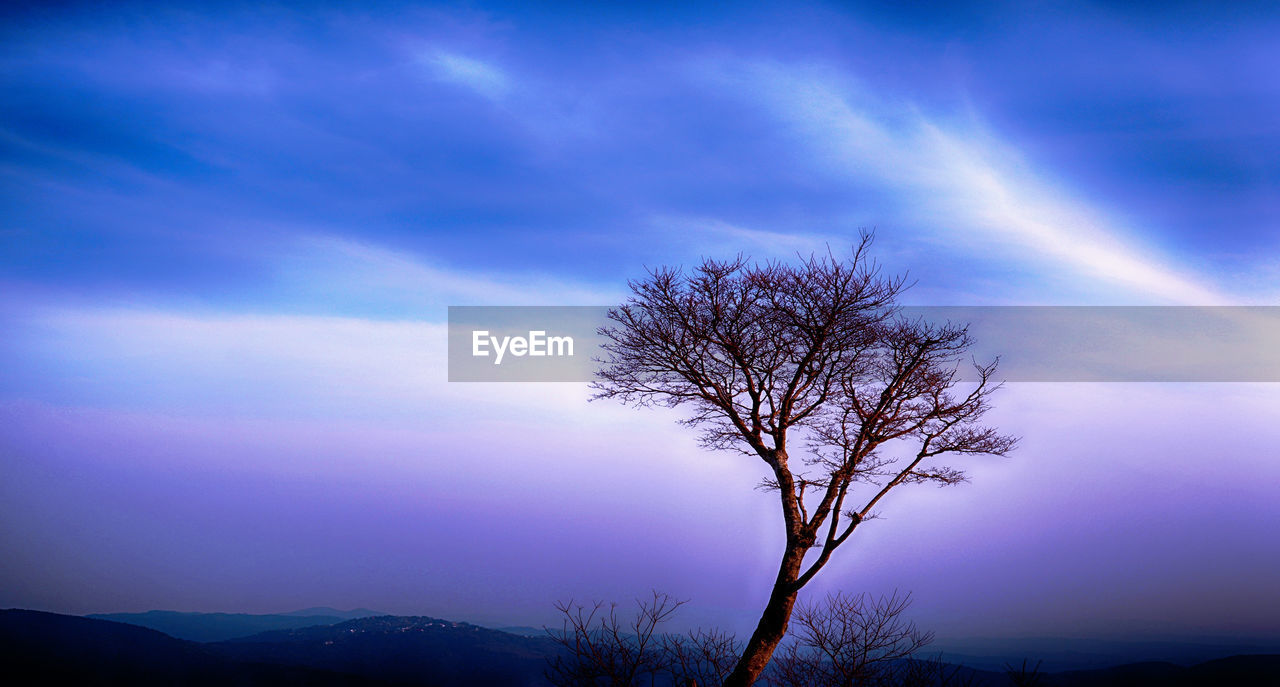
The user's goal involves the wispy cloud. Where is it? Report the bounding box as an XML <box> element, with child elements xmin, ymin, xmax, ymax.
<box><xmin>649</xmin><ymin>216</ymin><xmax>840</xmax><ymax>258</ymax></box>
<box><xmin>422</xmin><ymin>49</ymin><xmax>510</xmax><ymax>100</ymax></box>
<box><xmin>0</xmin><ymin>235</ymin><xmax>623</xmax><ymax>419</ymax></box>
<box><xmin>717</xmin><ymin>62</ymin><xmax>1226</xmax><ymax>305</ymax></box>
<box><xmin>276</xmin><ymin>236</ymin><xmax>620</xmax><ymax>311</ymax></box>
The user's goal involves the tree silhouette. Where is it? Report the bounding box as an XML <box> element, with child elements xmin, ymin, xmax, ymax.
<box><xmin>770</xmin><ymin>591</ymin><xmax>974</xmax><ymax>687</ymax></box>
<box><xmin>544</xmin><ymin>591</ymin><xmax>739</xmax><ymax>687</ymax></box>
<box><xmin>1003</xmin><ymin>659</ymin><xmax>1044</xmax><ymax>687</ymax></box>
<box><xmin>544</xmin><ymin>592</ymin><xmax>682</xmax><ymax>686</ymax></box>
<box><xmin>545</xmin><ymin>590</ymin><xmax>974</xmax><ymax>687</ymax></box>
<box><xmin>593</xmin><ymin>235</ymin><xmax>1017</xmax><ymax>686</ymax></box>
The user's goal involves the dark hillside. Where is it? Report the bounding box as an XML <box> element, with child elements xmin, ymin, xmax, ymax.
<box><xmin>0</xmin><ymin>609</ymin><xmax>389</xmax><ymax>686</ymax></box>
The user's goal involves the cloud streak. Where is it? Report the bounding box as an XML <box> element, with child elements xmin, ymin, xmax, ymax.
<box><xmin>423</xmin><ymin>50</ymin><xmax>510</xmax><ymax>100</ymax></box>
<box><xmin>722</xmin><ymin>62</ymin><xmax>1226</xmax><ymax>305</ymax></box>
<box><xmin>275</xmin><ymin>236</ymin><xmax>622</xmax><ymax>312</ymax></box>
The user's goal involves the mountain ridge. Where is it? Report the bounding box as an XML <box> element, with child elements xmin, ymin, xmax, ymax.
<box><xmin>5</xmin><ymin>608</ymin><xmax>1279</xmax><ymax>686</ymax></box>
<box><xmin>86</xmin><ymin>609</ymin><xmax>384</xmax><ymax>643</ymax></box>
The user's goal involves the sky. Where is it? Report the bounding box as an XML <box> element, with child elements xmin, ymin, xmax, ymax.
<box><xmin>1</xmin><ymin>1</ymin><xmax>1279</xmax><ymax>642</ymax></box>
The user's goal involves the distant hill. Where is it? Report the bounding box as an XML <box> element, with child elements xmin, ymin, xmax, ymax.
<box><xmin>489</xmin><ymin>625</ymin><xmax>548</xmax><ymax>638</ymax></box>
<box><xmin>933</xmin><ymin>635</ymin><xmax>1280</xmax><ymax>672</ymax></box>
<box><xmin>281</xmin><ymin>608</ymin><xmax>386</xmax><ymax>620</ymax></box>
<box><xmin>0</xmin><ymin>609</ymin><xmax>391</xmax><ymax>686</ymax></box>
<box><xmin>1046</xmin><ymin>654</ymin><xmax>1280</xmax><ymax>686</ymax></box>
<box><xmin>212</xmin><ymin>615</ymin><xmax>559</xmax><ymax>686</ymax></box>
<box><xmin>6</xmin><ymin>608</ymin><xmax>1279</xmax><ymax>686</ymax></box>
<box><xmin>86</xmin><ymin>610</ymin><xmax>375</xmax><ymax>642</ymax></box>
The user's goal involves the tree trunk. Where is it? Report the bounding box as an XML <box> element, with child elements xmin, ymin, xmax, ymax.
<box><xmin>722</xmin><ymin>543</ymin><xmax>806</xmax><ymax>687</ymax></box>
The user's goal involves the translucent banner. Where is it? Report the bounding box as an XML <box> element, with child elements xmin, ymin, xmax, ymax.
<box><xmin>447</xmin><ymin>306</ymin><xmax>1280</xmax><ymax>382</ymax></box>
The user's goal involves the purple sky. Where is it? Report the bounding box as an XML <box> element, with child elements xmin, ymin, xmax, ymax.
<box><xmin>2</xmin><ymin>2</ymin><xmax>1279</xmax><ymax>641</ymax></box>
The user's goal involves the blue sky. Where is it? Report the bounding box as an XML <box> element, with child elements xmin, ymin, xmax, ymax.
<box><xmin>2</xmin><ymin>2</ymin><xmax>1279</xmax><ymax>639</ymax></box>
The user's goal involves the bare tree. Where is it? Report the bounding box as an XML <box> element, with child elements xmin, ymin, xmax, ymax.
<box><xmin>768</xmin><ymin>591</ymin><xmax>973</xmax><ymax>687</ymax></box>
<box><xmin>663</xmin><ymin>626</ymin><xmax>742</xmax><ymax>687</ymax></box>
<box><xmin>888</xmin><ymin>657</ymin><xmax>976</xmax><ymax>687</ymax></box>
<box><xmin>545</xmin><ymin>591</ymin><xmax>683</xmax><ymax>687</ymax></box>
<box><xmin>1003</xmin><ymin>659</ymin><xmax>1044</xmax><ymax>687</ymax></box>
<box><xmin>593</xmin><ymin>235</ymin><xmax>1017</xmax><ymax>686</ymax></box>
<box><xmin>546</xmin><ymin>590</ymin><xmax>972</xmax><ymax>687</ymax></box>
<box><xmin>545</xmin><ymin>591</ymin><xmax>740</xmax><ymax>687</ymax></box>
